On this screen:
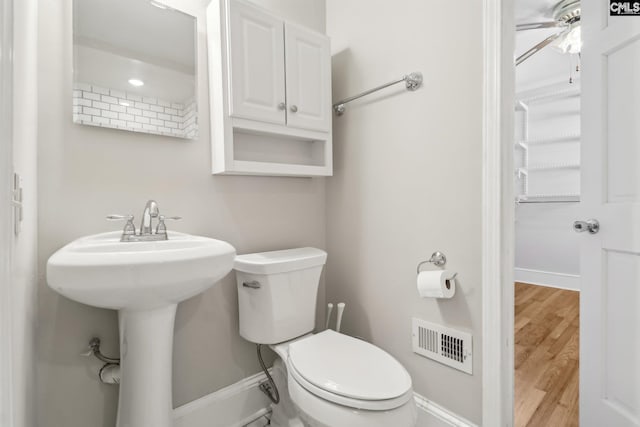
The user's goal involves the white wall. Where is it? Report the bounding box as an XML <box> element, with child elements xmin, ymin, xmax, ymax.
<box><xmin>326</xmin><ymin>0</ymin><xmax>483</xmax><ymax>423</ymax></box>
<box><xmin>514</xmin><ymin>28</ymin><xmax>581</xmax><ymax>290</ymax></box>
<box><xmin>36</xmin><ymin>0</ymin><xmax>326</xmax><ymax>426</ymax></box>
<box><xmin>11</xmin><ymin>0</ymin><xmax>39</xmax><ymax>426</ymax></box>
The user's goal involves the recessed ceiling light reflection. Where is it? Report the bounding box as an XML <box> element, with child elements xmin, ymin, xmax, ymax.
<box><xmin>128</xmin><ymin>79</ymin><xmax>144</xmax><ymax>87</ymax></box>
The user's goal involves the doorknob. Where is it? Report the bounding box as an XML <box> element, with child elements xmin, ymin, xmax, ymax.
<box><xmin>573</xmin><ymin>219</ymin><xmax>600</xmax><ymax>234</ymax></box>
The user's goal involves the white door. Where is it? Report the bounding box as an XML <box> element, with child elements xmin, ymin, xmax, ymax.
<box><xmin>228</xmin><ymin>0</ymin><xmax>286</xmax><ymax>125</ymax></box>
<box><xmin>284</xmin><ymin>22</ymin><xmax>331</xmax><ymax>132</ymax></box>
<box><xmin>580</xmin><ymin>1</ymin><xmax>640</xmax><ymax>426</ymax></box>
<box><xmin>0</xmin><ymin>0</ymin><xmax>13</xmax><ymax>424</ymax></box>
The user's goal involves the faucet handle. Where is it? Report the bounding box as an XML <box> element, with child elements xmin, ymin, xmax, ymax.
<box><xmin>106</xmin><ymin>214</ymin><xmax>134</xmax><ymax>221</ymax></box>
<box><xmin>106</xmin><ymin>214</ymin><xmax>136</xmax><ymax>237</ymax></box>
<box><xmin>156</xmin><ymin>215</ymin><xmax>181</xmax><ymax>236</ymax></box>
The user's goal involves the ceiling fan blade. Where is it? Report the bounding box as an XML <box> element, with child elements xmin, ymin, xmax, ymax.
<box><xmin>516</xmin><ymin>21</ymin><xmax>564</xmax><ymax>31</ymax></box>
<box><xmin>516</xmin><ymin>32</ymin><xmax>564</xmax><ymax>66</ymax></box>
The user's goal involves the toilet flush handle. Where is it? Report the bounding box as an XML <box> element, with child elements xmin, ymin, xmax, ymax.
<box><xmin>243</xmin><ymin>281</ymin><xmax>261</xmax><ymax>289</ymax></box>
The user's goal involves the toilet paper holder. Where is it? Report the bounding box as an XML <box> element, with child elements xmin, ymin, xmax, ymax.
<box><xmin>417</xmin><ymin>251</ymin><xmax>457</xmax><ymax>280</ymax></box>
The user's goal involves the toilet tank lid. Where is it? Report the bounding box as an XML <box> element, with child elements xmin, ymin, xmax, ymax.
<box><xmin>234</xmin><ymin>247</ymin><xmax>327</xmax><ymax>275</ymax></box>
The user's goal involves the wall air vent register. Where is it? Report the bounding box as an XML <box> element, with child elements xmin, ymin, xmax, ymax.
<box><xmin>412</xmin><ymin>318</ymin><xmax>473</xmax><ymax>374</ymax></box>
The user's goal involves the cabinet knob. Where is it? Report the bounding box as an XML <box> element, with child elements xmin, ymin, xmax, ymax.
<box><xmin>278</xmin><ymin>102</ymin><xmax>286</xmax><ymax>110</ymax></box>
<box><xmin>290</xmin><ymin>105</ymin><xmax>298</xmax><ymax>113</ymax></box>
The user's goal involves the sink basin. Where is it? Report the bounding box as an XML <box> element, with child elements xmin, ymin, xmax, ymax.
<box><xmin>46</xmin><ymin>231</ymin><xmax>236</xmax><ymax>427</ymax></box>
<box><xmin>47</xmin><ymin>231</ymin><xmax>236</xmax><ymax>310</ymax></box>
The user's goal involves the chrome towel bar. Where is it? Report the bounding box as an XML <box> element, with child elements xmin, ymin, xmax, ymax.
<box><xmin>333</xmin><ymin>71</ymin><xmax>423</xmax><ymax>116</ymax></box>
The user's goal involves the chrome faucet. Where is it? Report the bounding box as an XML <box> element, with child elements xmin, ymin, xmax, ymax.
<box><xmin>107</xmin><ymin>200</ymin><xmax>181</xmax><ymax>242</ymax></box>
<box><xmin>139</xmin><ymin>200</ymin><xmax>159</xmax><ymax>236</ymax></box>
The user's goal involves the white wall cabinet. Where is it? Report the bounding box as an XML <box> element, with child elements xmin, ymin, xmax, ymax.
<box><xmin>208</xmin><ymin>0</ymin><xmax>332</xmax><ymax>176</ymax></box>
<box><xmin>284</xmin><ymin>22</ymin><xmax>331</xmax><ymax>132</ymax></box>
<box><xmin>228</xmin><ymin>0</ymin><xmax>286</xmax><ymax>125</ymax></box>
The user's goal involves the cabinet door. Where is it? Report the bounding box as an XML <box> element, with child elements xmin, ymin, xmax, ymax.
<box><xmin>284</xmin><ymin>23</ymin><xmax>331</xmax><ymax>132</ymax></box>
<box><xmin>228</xmin><ymin>0</ymin><xmax>286</xmax><ymax>124</ymax></box>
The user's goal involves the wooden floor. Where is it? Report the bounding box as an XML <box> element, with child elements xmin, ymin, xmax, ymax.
<box><xmin>514</xmin><ymin>282</ymin><xmax>579</xmax><ymax>427</ymax></box>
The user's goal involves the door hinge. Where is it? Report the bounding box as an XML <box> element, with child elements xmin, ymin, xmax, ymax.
<box><xmin>12</xmin><ymin>172</ymin><xmax>23</xmax><ymax>236</ymax></box>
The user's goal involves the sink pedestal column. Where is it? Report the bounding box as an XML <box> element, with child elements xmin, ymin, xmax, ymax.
<box><xmin>116</xmin><ymin>304</ymin><xmax>177</xmax><ymax>427</ymax></box>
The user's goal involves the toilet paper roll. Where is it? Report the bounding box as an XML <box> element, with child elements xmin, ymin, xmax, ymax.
<box><xmin>417</xmin><ymin>270</ymin><xmax>456</xmax><ymax>298</ymax></box>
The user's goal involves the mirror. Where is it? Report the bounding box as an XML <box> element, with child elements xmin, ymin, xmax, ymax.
<box><xmin>73</xmin><ymin>0</ymin><xmax>197</xmax><ymax>139</ymax></box>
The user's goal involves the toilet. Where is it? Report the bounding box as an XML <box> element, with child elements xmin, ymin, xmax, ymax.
<box><xmin>235</xmin><ymin>247</ymin><xmax>417</xmax><ymax>427</ymax></box>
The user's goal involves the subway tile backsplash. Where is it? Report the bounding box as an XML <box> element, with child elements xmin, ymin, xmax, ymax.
<box><xmin>72</xmin><ymin>82</ymin><xmax>198</xmax><ymax>139</ymax></box>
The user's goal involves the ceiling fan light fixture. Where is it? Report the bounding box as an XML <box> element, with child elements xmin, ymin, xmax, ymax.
<box><xmin>515</xmin><ymin>0</ymin><xmax>582</xmax><ymax>66</ymax></box>
<box><xmin>552</xmin><ymin>23</ymin><xmax>582</xmax><ymax>54</ymax></box>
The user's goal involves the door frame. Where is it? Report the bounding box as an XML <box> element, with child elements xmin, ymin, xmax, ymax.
<box><xmin>0</xmin><ymin>0</ymin><xmax>14</xmax><ymax>425</ymax></box>
<box><xmin>482</xmin><ymin>0</ymin><xmax>516</xmax><ymax>426</ymax></box>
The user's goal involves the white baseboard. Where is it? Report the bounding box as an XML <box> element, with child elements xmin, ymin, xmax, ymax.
<box><xmin>174</xmin><ymin>372</ymin><xmax>477</xmax><ymax>427</ymax></box>
<box><xmin>514</xmin><ymin>268</ymin><xmax>580</xmax><ymax>291</ymax></box>
<box><xmin>173</xmin><ymin>370</ymin><xmax>272</xmax><ymax>427</ymax></box>
<box><xmin>414</xmin><ymin>393</ymin><xmax>477</xmax><ymax>427</ymax></box>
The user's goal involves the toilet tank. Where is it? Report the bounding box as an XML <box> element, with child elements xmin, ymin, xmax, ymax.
<box><xmin>234</xmin><ymin>247</ymin><xmax>327</xmax><ymax>345</ymax></box>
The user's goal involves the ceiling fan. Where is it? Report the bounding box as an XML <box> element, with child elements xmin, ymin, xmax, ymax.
<box><xmin>516</xmin><ymin>0</ymin><xmax>581</xmax><ymax>66</ymax></box>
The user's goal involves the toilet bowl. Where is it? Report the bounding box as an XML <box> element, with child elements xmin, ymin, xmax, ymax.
<box><xmin>270</xmin><ymin>330</ymin><xmax>417</xmax><ymax>427</ymax></box>
<box><xmin>234</xmin><ymin>248</ymin><xmax>417</xmax><ymax>427</ymax></box>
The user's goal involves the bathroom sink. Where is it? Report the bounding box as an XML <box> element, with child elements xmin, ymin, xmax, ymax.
<box><xmin>46</xmin><ymin>230</ymin><xmax>236</xmax><ymax>427</ymax></box>
<box><xmin>47</xmin><ymin>231</ymin><xmax>236</xmax><ymax>310</ymax></box>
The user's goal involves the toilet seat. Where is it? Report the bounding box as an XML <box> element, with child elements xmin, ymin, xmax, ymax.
<box><xmin>287</xmin><ymin>330</ymin><xmax>413</xmax><ymax>411</ymax></box>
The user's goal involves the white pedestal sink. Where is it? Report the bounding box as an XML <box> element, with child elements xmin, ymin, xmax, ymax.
<box><xmin>46</xmin><ymin>231</ymin><xmax>236</xmax><ymax>427</ymax></box>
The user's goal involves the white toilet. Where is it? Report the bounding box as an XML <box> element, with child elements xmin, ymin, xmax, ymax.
<box><xmin>235</xmin><ymin>247</ymin><xmax>417</xmax><ymax>427</ymax></box>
